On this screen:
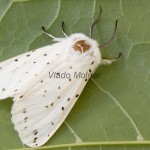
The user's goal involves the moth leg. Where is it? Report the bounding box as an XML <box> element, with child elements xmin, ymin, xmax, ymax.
<box><xmin>101</xmin><ymin>52</ymin><xmax>121</xmax><ymax>65</ymax></box>
<box><xmin>41</xmin><ymin>26</ymin><xmax>57</xmax><ymax>39</ymax></box>
<box><xmin>61</xmin><ymin>22</ymin><xmax>68</xmax><ymax>37</ymax></box>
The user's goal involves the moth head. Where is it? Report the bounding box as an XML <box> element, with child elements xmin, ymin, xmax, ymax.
<box><xmin>65</xmin><ymin>33</ymin><xmax>101</xmax><ymax>67</ymax></box>
<box><xmin>67</xmin><ymin>33</ymin><xmax>99</xmax><ymax>54</ymax></box>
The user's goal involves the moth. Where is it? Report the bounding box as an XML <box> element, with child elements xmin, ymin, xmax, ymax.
<box><xmin>0</xmin><ymin>7</ymin><xmax>121</xmax><ymax>147</ymax></box>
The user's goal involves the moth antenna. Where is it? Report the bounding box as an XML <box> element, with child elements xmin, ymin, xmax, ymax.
<box><xmin>115</xmin><ymin>52</ymin><xmax>122</xmax><ymax>59</ymax></box>
<box><xmin>89</xmin><ymin>5</ymin><xmax>102</xmax><ymax>38</ymax></box>
<box><xmin>99</xmin><ymin>20</ymin><xmax>118</xmax><ymax>48</ymax></box>
<box><xmin>61</xmin><ymin>22</ymin><xmax>68</xmax><ymax>37</ymax></box>
<box><xmin>41</xmin><ymin>26</ymin><xmax>57</xmax><ymax>39</ymax></box>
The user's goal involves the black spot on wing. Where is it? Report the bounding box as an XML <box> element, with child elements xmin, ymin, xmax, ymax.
<box><xmin>2</xmin><ymin>88</ymin><xmax>5</xmax><ymax>91</ymax></box>
<box><xmin>33</xmin><ymin>130</ymin><xmax>38</xmax><ymax>135</ymax></box>
<box><xmin>34</xmin><ymin>137</ymin><xmax>37</xmax><ymax>140</ymax></box>
<box><xmin>24</xmin><ymin>117</ymin><xmax>28</xmax><ymax>122</ymax></box>
<box><xmin>91</xmin><ymin>61</ymin><xmax>94</xmax><ymax>65</ymax></box>
<box><xmin>20</xmin><ymin>95</ymin><xmax>23</xmax><ymax>98</ymax></box>
<box><xmin>22</xmin><ymin>108</ymin><xmax>27</xmax><ymax>113</ymax></box>
<box><xmin>33</xmin><ymin>137</ymin><xmax>38</xmax><ymax>143</ymax></box>
<box><xmin>76</xmin><ymin>94</ymin><xmax>79</xmax><ymax>98</ymax></box>
<box><xmin>14</xmin><ymin>89</ymin><xmax>18</xmax><ymax>92</ymax></box>
<box><xmin>51</xmin><ymin>122</ymin><xmax>54</xmax><ymax>125</ymax></box>
<box><xmin>89</xmin><ymin>69</ymin><xmax>92</xmax><ymax>73</ymax></box>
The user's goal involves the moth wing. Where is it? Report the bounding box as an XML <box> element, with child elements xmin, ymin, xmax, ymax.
<box><xmin>11</xmin><ymin>63</ymin><xmax>90</xmax><ymax>147</ymax></box>
<box><xmin>0</xmin><ymin>43</ymin><xmax>63</xmax><ymax>100</ymax></box>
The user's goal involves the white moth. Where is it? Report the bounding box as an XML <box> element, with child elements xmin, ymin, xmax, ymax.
<box><xmin>0</xmin><ymin>8</ymin><xmax>121</xmax><ymax>147</ymax></box>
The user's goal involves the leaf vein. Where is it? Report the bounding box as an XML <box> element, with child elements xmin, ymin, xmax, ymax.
<box><xmin>91</xmin><ymin>78</ymin><xmax>144</xmax><ymax>141</ymax></box>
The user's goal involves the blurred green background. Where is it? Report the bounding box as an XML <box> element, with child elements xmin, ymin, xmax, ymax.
<box><xmin>0</xmin><ymin>0</ymin><xmax>150</xmax><ymax>150</ymax></box>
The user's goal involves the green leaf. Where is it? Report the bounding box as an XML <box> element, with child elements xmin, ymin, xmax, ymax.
<box><xmin>0</xmin><ymin>0</ymin><xmax>150</xmax><ymax>150</ymax></box>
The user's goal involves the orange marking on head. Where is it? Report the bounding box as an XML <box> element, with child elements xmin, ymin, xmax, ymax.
<box><xmin>73</xmin><ymin>40</ymin><xmax>90</xmax><ymax>52</ymax></box>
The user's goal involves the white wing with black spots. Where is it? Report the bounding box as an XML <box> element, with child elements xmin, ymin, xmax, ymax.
<box><xmin>0</xmin><ymin>43</ymin><xmax>64</xmax><ymax>100</ymax></box>
<box><xmin>11</xmin><ymin>61</ymin><xmax>94</xmax><ymax>147</ymax></box>
<box><xmin>0</xmin><ymin>33</ymin><xmax>102</xmax><ymax>147</ymax></box>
